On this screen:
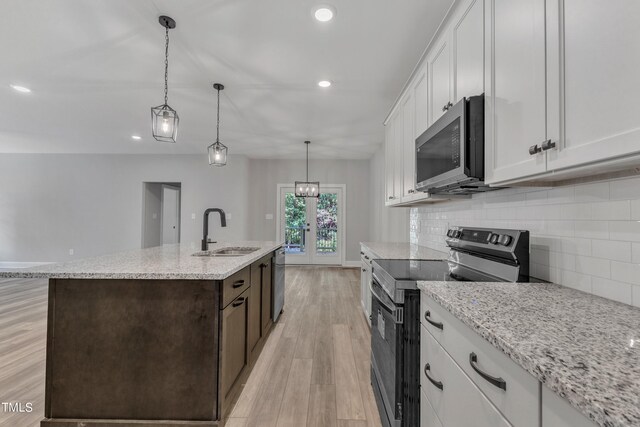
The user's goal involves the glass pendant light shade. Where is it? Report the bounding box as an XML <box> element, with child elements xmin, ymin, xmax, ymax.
<box><xmin>208</xmin><ymin>141</ymin><xmax>228</xmax><ymax>166</ymax></box>
<box><xmin>208</xmin><ymin>83</ymin><xmax>228</xmax><ymax>166</ymax></box>
<box><xmin>151</xmin><ymin>104</ymin><xmax>179</xmax><ymax>142</ymax></box>
<box><xmin>151</xmin><ymin>16</ymin><xmax>179</xmax><ymax>143</ymax></box>
<box><xmin>295</xmin><ymin>140</ymin><xmax>320</xmax><ymax>197</ymax></box>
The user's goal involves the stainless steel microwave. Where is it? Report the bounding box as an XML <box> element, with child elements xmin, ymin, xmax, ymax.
<box><xmin>415</xmin><ymin>94</ymin><xmax>492</xmax><ymax>195</ymax></box>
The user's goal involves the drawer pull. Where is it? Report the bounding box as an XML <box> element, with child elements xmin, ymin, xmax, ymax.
<box><xmin>232</xmin><ymin>280</ymin><xmax>245</xmax><ymax>288</ymax></box>
<box><xmin>469</xmin><ymin>352</ymin><xmax>507</xmax><ymax>391</ymax></box>
<box><xmin>365</xmin><ymin>256</ymin><xmax>370</xmax><ymax>260</ymax></box>
<box><xmin>424</xmin><ymin>363</ymin><xmax>443</xmax><ymax>390</ymax></box>
<box><xmin>424</xmin><ymin>310</ymin><xmax>443</xmax><ymax>330</ymax></box>
<box><xmin>232</xmin><ymin>297</ymin><xmax>246</xmax><ymax>307</ymax></box>
<box><xmin>362</xmin><ymin>268</ymin><xmax>367</xmax><ymax>272</ymax></box>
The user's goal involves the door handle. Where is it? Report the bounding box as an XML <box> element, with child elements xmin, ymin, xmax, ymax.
<box><xmin>541</xmin><ymin>139</ymin><xmax>556</xmax><ymax>151</ymax></box>
<box><xmin>232</xmin><ymin>297</ymin><xmax>246</xmax><ymax>307</ymax></box>
<box><xmin>469</xmin><ymin>352</ymin><xmax>507</xmax><ymax>390</ymax></box>
<box><xmin>424</xmin><ymin>363</ymin><xmax>444</xmax><ymax>390</ymax></box>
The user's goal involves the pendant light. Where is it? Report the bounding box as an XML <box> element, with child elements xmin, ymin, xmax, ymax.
<box><xmin>151</xmin><ymin>15</ymin><xmax>179</xmax><ymax>143</ymax></box>
<box><xmin>208</xmin><ymin>83</ymin><xmax>228</xmax><ymax>166</ymax></box>
<box><xmin>295</xmin><ymin>141</ymin><xmax>320</xmax><ymax>197</ymax></box>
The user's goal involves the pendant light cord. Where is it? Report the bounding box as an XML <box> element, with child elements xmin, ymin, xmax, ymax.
<box><xmin>216</xmin><ymin>87</ymin><xmax>221</xmax><ymax>143</ymax></box>
<box><xmin>164</xmin><ymin>27</ymin><xmax>169</xmax><ymax>105</ymax></box>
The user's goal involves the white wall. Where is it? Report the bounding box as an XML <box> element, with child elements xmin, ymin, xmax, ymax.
<box><xmin>0</xmin><ymin>154</ymin><xmax>250</xmax><ymax>263</ymax></box>
<box><xmin>247</xmin><ymin>158</ymin><xmax>371</xmax><ymax>263</ymax></box>
<box><xmin>368</xmin><ymin>147</ymin><xmax>410</xmax><ymax>243</ymax></box>
<box><xmin>410</xmin><ymin>176</ymin><xmax>640</xmax><ymax>308</ymax></box>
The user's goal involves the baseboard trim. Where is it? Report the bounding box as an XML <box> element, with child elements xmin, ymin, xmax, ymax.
<box><xmin>342</xmin><ymin>261</ymin><xmax>360</xmax><ymax>268</ymax></box>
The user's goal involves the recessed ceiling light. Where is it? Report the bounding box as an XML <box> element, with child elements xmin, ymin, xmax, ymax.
<box><xmin>10</xmin><ymin>84</ymin><xmax>31</xmax><ymax>93</ymax></box>
<box><xmin>318</xmin><ymin>80</ymin><xmax>332</xmax><ymax>88</ymax></box>
<box><xmin>314</xmin><ymin>5</ymin><xmax>336</xmax><ymax>22</ymax></box>
<box><xmin>131</xmin><ymin>135</ymin><xmax>142</xmax><ymax>140</ymax></box>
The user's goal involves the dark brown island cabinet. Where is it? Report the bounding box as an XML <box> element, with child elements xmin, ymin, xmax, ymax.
<box><xmin>40</xmin><ymin>252</ymin><xmax>277</xmax><ymax>427</ymax></box>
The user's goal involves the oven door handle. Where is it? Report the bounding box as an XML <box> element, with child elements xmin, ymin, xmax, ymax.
<box><xmin>369</xmin><ymin>280</ymin><xmax>403</xmax><ymax>323</ymax></box>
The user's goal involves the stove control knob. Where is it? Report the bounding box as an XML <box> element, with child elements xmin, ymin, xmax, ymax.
<box><xmin>498</xmin><ymin>235</ymin><xmax>512</xmax><ymax>246</ymax></box>
<box><xmin>453</xmin><ymin>230</ymin><xmax>462</xmax><ymax>239</ymax></box>
<box><xmin>489</xmin><ymin>233</ymin><xmax>499</xmax><ymax>244</ymax></box>
<box><xmin>446</xmin><ymin>229</ymin><xmax>454</xmax><ymax>238</ymax></box>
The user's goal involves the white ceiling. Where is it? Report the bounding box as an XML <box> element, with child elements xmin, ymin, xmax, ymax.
<box><xmin>0</xmin><ymin>0</ymin><xmax>453</xmax><ymax>159</ymax></box>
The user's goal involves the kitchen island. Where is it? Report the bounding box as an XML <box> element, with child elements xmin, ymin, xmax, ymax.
<box><xmin>0</xmin><ymin>241</ymin><xmax>283</xmax><ymax>427</ymax></box>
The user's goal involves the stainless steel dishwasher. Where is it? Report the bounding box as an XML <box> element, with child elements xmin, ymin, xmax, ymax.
<box><xmin>272</xmin><ymin>248</ymin><xmax>285</xmax><ymax>322</ymax></box>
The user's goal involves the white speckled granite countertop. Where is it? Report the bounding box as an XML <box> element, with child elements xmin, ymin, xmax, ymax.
<box><xmin>418</xmin><ymin>280</ymin><xmax>640</xmax><ymax>427</ymax></box>
<box><xmin>0</xmin><ymin>241</ymin><xmax>283</xmax><ymax>280</ymax></box>
<box><xmin>361</xmin><ymin>242</ymin><xmax>447</xmax><ymax>260</ymax></box>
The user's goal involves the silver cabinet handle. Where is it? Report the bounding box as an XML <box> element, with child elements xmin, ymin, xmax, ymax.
<box><xmin>442</xmin><ymin>104</ymin><xmax>448</xmax><ymax>112</ymax></box>
<box><xmin>529</xmin><ymin>144</ymin><xmax>542</xmax><ymax>155</ymax></box>
<box><xmin>541</xmin><ymin>139</ymin><xmax>556</xmax><ymax>151</ymax></box>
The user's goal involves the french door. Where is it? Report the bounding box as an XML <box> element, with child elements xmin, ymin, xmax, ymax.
<box><xmin>278</xmin><ymin>185</ymin><xmax>343</xmax><ymax>265</ymax></box>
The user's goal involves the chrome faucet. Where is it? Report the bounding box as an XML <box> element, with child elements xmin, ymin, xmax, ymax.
<box><xmin>202</xmin><ymin>208</ymin><xmax>227</xmax><ymax>251</ymax></box>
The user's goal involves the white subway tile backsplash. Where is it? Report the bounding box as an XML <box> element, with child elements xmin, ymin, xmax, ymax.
<box><xmin>609</xmin><ymin>221</ymin><xmax>640</xmax><ymax>242</ymax></box>
<box><xmin>610</xmin><ymin>261</ymin><xmax>640</xmax><ymax>286</ymax></box>
<box><xmin>592</xmin><ymin>277</ymin><xmax>633</xmax><ymax>305</ymax></box>
<box><xmin>575</xmin><ymin>256</ymin><xmax>611</xmax><ymax>279</ymax></box>
<box><xmin>591</xmin><ymin>240</ymin><xmax>632</xmax><ymax>262</ymax></box>
<box><xmin>574</xmin><ymin>221</ymin><xmax>609</xmax><ymax>239</ymax></box>
<box><xmin>411</xmin><ymin>175</ymin><xmax>640</xmax><ymax>306</ymax></box>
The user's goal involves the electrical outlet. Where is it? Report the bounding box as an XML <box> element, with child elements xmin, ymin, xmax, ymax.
<box><xmin>152</xmin><ymin>213</ymin><xmax>157</xmax><ymax>219</ymax></box>
<box><xmin>265</xmin><ymin>214</ymin><xmax>274</xmax><ymax>220</ymax></box>
<box><xmin>69</xmin><ymin>249</ymin><xmax>74</xmax><ymax>256</ymax></box>
<box><xmin>227</xmin><ymin>213</ymin><xmax>233</xmax><ymax>219</ymax></box>
<box><xmin>191</xmin><ymin>213</ymin><xmax>196</xmax><ymax>220</ymax></box>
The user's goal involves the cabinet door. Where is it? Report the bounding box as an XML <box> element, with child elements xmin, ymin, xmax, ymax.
<box><xmin>221</xmin><ymin>291</ymin><xmax>249</xmax><ymax>398</ymax></box>
<box><xmin>429</xmin><ymin>37</ymin><xmax>452</xmax><ymax>125</ymax></box>
<box><xmin>393</xmin><ymin>109</ymin><xmax>404</xmax><ymax>200</ymax></box>
<box><xmin>453</xmin><ymin>0</ymin><xmax>484</xmax><ymax>102</ymax></box>
<box><xmin>542</xmin><ymin>385</ymin><xmax>598</xmax><ymax>427</ymax></box>
<box><xmin>248</xmin><ymin>263</ymin><xmax>261</xmax><ymax>354</ymax></box>
<box><xmin>260</xmin><ymin>260</ymin><xmax>272</xmax><ymax>336</ymax></box>
<box><xmin>420</xmin><ymin>389</ymin><xmax>444</xmax><ymax>427</ymax></box>
<box><xmin>414</xmin><ymin>66</ymin><xmax>429</xmax><ymax>138</ymax></box>
<box><xmin>546</xmin><ymin>0</ymin><xmax>640</xmax><ymax>171</ymax></box>
<box><xmin>384</xmin><ymin>119</ymin><xmax>395</xmax><ymax>204</ymax></box>
<box><xmin>485</xmin><ymin>0</ymin><xmax>548</xmax><ymax>184</ymax></box>
<box><xmin>402</xmin><ymin>92</ymin><xmax>416</xmax><ymax>197</ymax></box>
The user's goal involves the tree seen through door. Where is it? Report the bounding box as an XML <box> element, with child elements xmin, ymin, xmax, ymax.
<box><xmin>284</xmin><ymin>192</ymin><xmax>338</xmax><ymax>255</ymax></box>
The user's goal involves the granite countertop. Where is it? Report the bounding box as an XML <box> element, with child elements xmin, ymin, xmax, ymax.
<box><xmin>361</xmin><ymin>241</ymin><xmax>447</xmax><ymax>261</ymax></box>
<box><xmin>418</xmin><ymin>280</ymin><xmax>640</xmax><ymax>427</ymax></box>
<box><xmin>0</xmin><ymin>241</ymin><xmax>283</xmax><ymax>281</ymax></box>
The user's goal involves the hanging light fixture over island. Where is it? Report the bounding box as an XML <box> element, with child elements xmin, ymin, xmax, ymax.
<box><xmin>295</xmin><ymin>140</ymin><xmax>320</xmax><ymax>197</ymax></box>
<box><xmin>208</xmin><ymin>83</ymin><xmax>228</xmax><ymax>166</ymax></box>
<box><xmin>150</xmin><ymin>15</ymin><xmax>179</xmax><ymax>143</ymax></box>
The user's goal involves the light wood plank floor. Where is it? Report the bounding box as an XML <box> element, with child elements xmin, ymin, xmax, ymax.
<box><xmin>0</xmin><ymin>267</ymin><xmax>381</xmax><ymax>427</ymax></box>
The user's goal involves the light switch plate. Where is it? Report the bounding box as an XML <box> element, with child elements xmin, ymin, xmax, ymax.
<box><xmin>191</xmin><ymin>213</ymin><xmax>196</xmax><ymax>220</ymax></box>
<box><xmin>265</xmin><ymin>214</ymin><xmax>274</xmax><ymax>220</ymax></box>
<box><xmin>69</xmin><ymin>249</ymin><xmax>74</xmax><ymax>256</ymax></box>
<box><xmin>152</xmin><ymin>213</ymin><xmax>157</xmax><ymax>219</ymax></box>
<box><xmin>227</xmin><ymin>213</ymin><xmax>233</xmax><ymax>219</ymax></box>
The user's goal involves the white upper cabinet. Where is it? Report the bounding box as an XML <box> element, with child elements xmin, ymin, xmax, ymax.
<box><xmin>428</xmin><ymin>37</ymin><xmax>452</xmax><ymax>125</ymax></box>
<box><xmin>414</xmin><ymin>66</ymin><xmax>429</xmax><ymax>138</ymax></box>
<box><xmin>384</xmin><ymin>118</ymin><xmax>395</xmax><ymax>203</ymax></box>
<box><xmin>484</xmin><ymin>0</ymin><xmax>548</xmax><ymax>185</ymax></box>
<box><xmin>393</xmin><ymin>109</ymin><xmax>404</xmax><ymax>200</ymax></box>
<box><xmin>546</xmin><ymin>0</ymin><xmax>640</xmax><ymax>171</ymax></box>
<box><xmin>452</xmin><ymin>0</ymin><xmax>484</xmax><ymax>102</ymax></box>
<box><xmin>402</xmin><ymin>92</ymin><xmax>416</xmax><ymax>197</ymax></box>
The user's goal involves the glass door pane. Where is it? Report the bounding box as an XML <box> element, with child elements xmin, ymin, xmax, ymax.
<box><xmin>316</xmin><ymin>193</ymin><xmax>338</xmax><ymax>255</ymax></box>
<box><xmin>284</xmin><ymin>192</ymin><xmax>307</xmax><ymax>255</ymax></box>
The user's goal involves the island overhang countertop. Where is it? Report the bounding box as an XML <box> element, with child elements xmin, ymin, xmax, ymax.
<box><xmin>0</xmin><ymin>241</ymin><xmax>283</xmax><ymax>281</ymax></box>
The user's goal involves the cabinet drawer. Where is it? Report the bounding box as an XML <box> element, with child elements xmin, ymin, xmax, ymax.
<box><xmin>420</xmin><ymin>292</ymin><xmax>445</xmax><ymax>342</ymax></box>
<box><xmin>421</xmin><ymin>326</ymin><xmax>511</xmax><ymax>427</ymax></box>
<box><xmin>422</xmin><ymin>293</ymin><xmax>540</xmax><ymax>427</ymax></box>
<box><xmin>420</xmin><ymin>388</ymin><xmax>443</xmax><ymax>427</ymax></box>
<box><xmin>221</xmin><ymin>267</ymin><xmax>250</xmax><ymax>309</ymax></box>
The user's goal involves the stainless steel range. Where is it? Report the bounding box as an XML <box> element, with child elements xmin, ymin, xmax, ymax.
<box><xmin>369</xmin><ymin>226</ymin><xmax>532</xmax><ymax>427</ymax></box>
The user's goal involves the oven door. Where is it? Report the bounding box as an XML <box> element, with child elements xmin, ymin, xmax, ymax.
<box><xmin>415</xmin><ymin>97</ymin><xmax>467</xmax><ymax>192</ymax></box>
<box><xmin>370</xmin><ymin>278</ymin><xmax>403</xmax><ymax>427</ymax></box>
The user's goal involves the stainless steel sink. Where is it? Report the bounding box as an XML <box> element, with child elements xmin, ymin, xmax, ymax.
<box><xmin>192</xmin><ymin>247</ymin><xmax>260</xmax><ymax>257</ymax></box>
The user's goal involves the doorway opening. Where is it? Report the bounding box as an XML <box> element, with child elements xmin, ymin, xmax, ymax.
<box><xmin>277</xmin><ymin>184</ymin><xmax>345</xmax><ymax>265</ymax></box>
<box><xmin>142</xmin><ymin>182</ymin><xmax>181</xmax><ymax>248</ymax></box>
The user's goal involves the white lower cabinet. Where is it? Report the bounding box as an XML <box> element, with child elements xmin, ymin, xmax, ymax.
<box><xmin>420</xmin><ymin>388</ymin><xmax>443</xmax><ymax>427</ymax></box>
<box><xmin>359</xmin><ymin>247</ymin><xmax>372</xmax><ymax>326</ymax></box>
<box><xmin>542</xmin><ymin>385</ymin><xmax>598</xmax><ymax>427</ymax></box>
<box><xmin>421</xmin><ymin>324</ymin><xmax>511</xmax><ymax>427</ymax></box>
